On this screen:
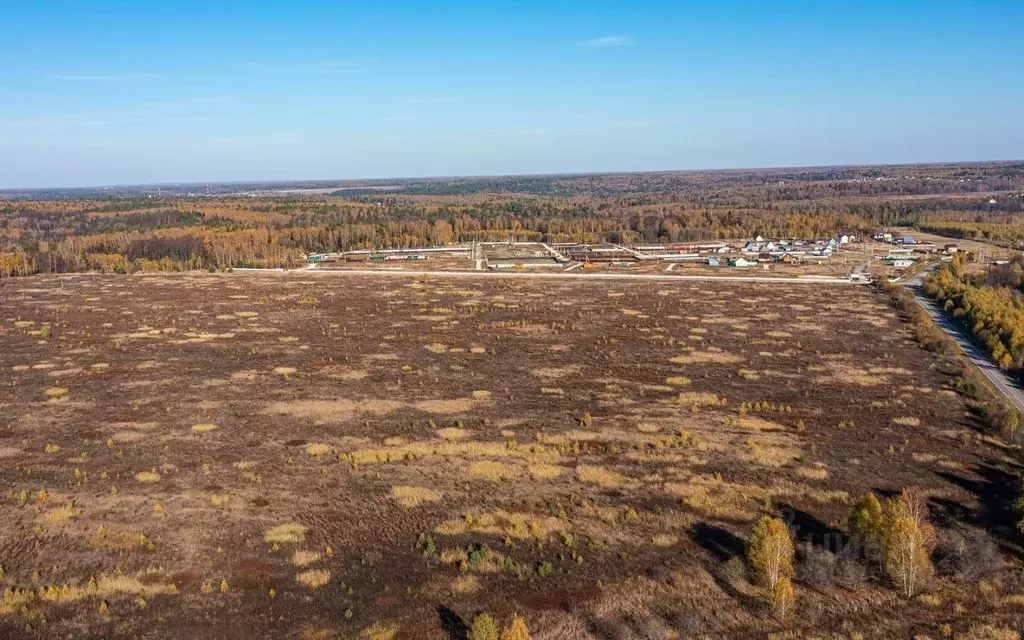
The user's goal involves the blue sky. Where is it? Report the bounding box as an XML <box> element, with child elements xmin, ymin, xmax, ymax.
<box><xmin>1</xmin><ymin>1</ymin><xmax>1022</xmax><ymax>188</ymax></box>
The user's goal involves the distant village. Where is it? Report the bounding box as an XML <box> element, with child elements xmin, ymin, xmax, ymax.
<box><xmin>306</xmin><ymin>232</ymin><xmax>964</xmax><ymax>275</ymax></box>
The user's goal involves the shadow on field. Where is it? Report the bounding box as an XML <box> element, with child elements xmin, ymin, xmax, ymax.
<box><xmin>690</xmin><ymin>522</ymin><xmax>744</xmax><ymax>562</ymax></box>
<box><xmin>438</xmin><ymin>605</ymin><xmax>468</xmax><ymax>640</ymax></box>
<box><xmin>777</xmin><ymin>502</ymin><xmax>850</xmax><ymax>550</ymax></box>
<box><xmin>935</xmin><ymin>463</ymin><xmax>1024</xmax><ymax>556</ymax></box>
<box><xmin>690</xmin><ymin>522</ymin><xmax>762</xmax><ymax>613</ymax></box>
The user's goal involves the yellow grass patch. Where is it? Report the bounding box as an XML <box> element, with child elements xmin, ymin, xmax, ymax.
<box><xmin>359</xmin><ymin>621</ymin><xmax>400</xmax><ymax>640</ymax></box>
<box><xmin>527</xmin><ymin>464</ymin><xmax>562</xmax><ymax>480</ymax></box>
<box><xmin>9</xmin><ymin>573</ymin><xmax>169</xmax><ymax>608</ymax></box>
<box><xmin>292</xmin><ymin>550</ymin><xmax>322</xmax><ymax>566</ymax></box>
<box><xmin>739</xmin><ymin>441</ymin><xmax>800</xmax><ymax>468</ymax></box>
<box><xmin>796</xmin><ymin>465</ymin><xmax>829</xmax><ymax>480</ymax></box>
<box><xmin>43</xmin><ymin>503</ymin><xmax>80</xmax><ymax>523</ymax></box>
<box><xmin>652</xmin><ymin>534</ymin><xmax>678</xmax><ymax>547</ymax></box>
<box><xmin>677</xmin><ymin>392</ymin><xmax>727</xmax><ymax>408</ymax></box>
<box><xmin>295</xmin><ymin>569</ymin><xmax>331</xmax><ymax>589</ymax></box>
<box><xmin>735</xmin><ymin>417</ymin><xmax>785</xmax><ymax>431</ymax></box>
<box><xmin>665</xmin><ymin>376</ymin><xmax>691</xmax><ymax>386</ymax></box>
<box><xmin>343</xmin><ymin>440</ymin><xmax>557</xmax><ymax>466</ymax></box>
<box><xmin>437</xmin><ymin>428</ymin><xmax>470</xmax><ymax>441</ymax></box>
<box><xmin>812</xmin><ymin>362</ymin><xmax>889</xmax><ymax>386</ymax></box>
<box><xmin>48</xmin><ymin>367</ymin><xmax>84</xmax><ymax>378</ymax></box>
<box><xmin>667</xmin><ymin>474</ymin><xmax>846</xmax><ymax>522</ymax></box>
<box><xmin>669</xmin><ymin>350</ymin><xmax>741</xmax><ymax>365</ymax></box>
<box><xmin>576</xmin><ymin>464</ymin><xmax>626</xmax><ymax>489</ymax></box>
<box><xmin>666</xmin><ymin>476</ymin><xmax>760</xmax><ymax>522</ymax></box>
<box><xmin>636</xmin><ymin>423</ymin><xmax>660</xmax><ymax>434</ymax></box>
<box><xmin>435</xmin><ymin>510</ymin><xmax>568</xmax><ymax>539</ymax></box>
<box><xmin>305</xmin><ymin>443</ymin><xmax>333</xmax><ymax>457</ymax></box>
<box><xmin>265</xmin><ymin>523</ymin><xmax>307</xmax><ymax>544</ymax></box>
<box><xmin>451</xmin><ymin>575</ymin><xmax>481</xmax><ymax>594</ymax></box>
<box><xmin>44</xmin><ymin>443</ymin><xmax>61</xmax><ymax>453</ymax></box>
<box><xmin>892</xmin><ymin>416</ymin><xmax>921</xmax><ymax>427</ymax></box>
<box><xmin>264</xmin><ymin>399</ymin><xmax>404</xmax><ymax>423</ymax></box>
<box><xmin>414</xmin><ymin>398</ymin><xmax>479</xmax><ymax>414</ymax></box>
<box><xmin>191</xmin><ymin>423</ymin><xmax>217</xmax><ymax>433</ymax></box>
<box><xmin>870</xmin><ymin>366</ymin><xmax>912</xmax><ymax>376</ymax></box>
<box><xmin>135</xmin><ymin>471</ymin><xmax>161</xmax><ymax>483</ymax></box>
<box><xmin>45</xmin><ymin>387</ymin><xmax>68</xmax><ymax>399</ymax></box>
<box><xmin>390</xmin><ymin>485</ymin><xmax>442</xmax><ymax>508</ymax></box>
<box><xmin>468</xmin><ymin>461</ymin><xmax>515</xmax><ymax>481</ymax></box>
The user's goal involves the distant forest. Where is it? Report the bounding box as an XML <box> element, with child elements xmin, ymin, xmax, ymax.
<box><xmin>2</xmin><ymin>162</ymin><xmax>1023</xmax><ymax>277</ymax></box>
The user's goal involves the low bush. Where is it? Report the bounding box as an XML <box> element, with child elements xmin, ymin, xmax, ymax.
<box><xmin>798</xmin><ymin>546</ymin><xmax>836</xmax><ymax>589</ymax></box>
<box><xmin>834</xmin><ymin>551</ymin><xmax>868</xmax><ymax>590</ymax></box>
<box><xmin>935</xmin><ymin>527</ymin><xmax>1003</xmax><ymax>582</ymax></box>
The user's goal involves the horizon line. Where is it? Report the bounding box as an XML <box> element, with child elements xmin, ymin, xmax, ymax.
<box><xmin>2</xmin><ymin>158</ymin><xmax>1022</xmax><ymax>192</ymax></box>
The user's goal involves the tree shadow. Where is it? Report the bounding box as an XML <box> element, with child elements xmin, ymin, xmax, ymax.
<box><xmin>935</xmin><ymin>463</ymin><xmax>1024</xmax><ymax>556</ymax></box>
<box><xmin>871</xmin><ymin>487</ymin><xmax>901</xmax><ymax>500</ymax></box>
<box><xmin>689</xmin><ymin>522</ymin><xmax>744</xmax><ymax>562</ymax></box>
<box><xmin>776</xmin><ymin>502</ymin><xmax>849</xmax><ymax>552</ymax></box>
<box><xmin>438</xmin><ymin>605</ymin><xmax>468</xmax><ymax>640</ymax></box>
<box><xmin>689</xmin><ymin>522</ymin><xmax>763</xmax><ymax>612</ymax></box>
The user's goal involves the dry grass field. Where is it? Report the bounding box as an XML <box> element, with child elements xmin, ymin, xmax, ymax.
<box><xmin>0</xmin><ymin>273</ymin><xmax>1021</xmax><ymax>639</ymax></box>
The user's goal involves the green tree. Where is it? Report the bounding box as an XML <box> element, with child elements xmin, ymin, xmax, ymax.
<box><xmin>848</xmin><ymin>492</ymin><xmax>884</xmax><ymax>549</ymax></box>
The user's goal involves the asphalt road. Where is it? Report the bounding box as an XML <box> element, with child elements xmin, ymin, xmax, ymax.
<box><xmin>904</xmin><ymin>266</ymin><xmax>1024</xmax><ymax>414</ymax></box>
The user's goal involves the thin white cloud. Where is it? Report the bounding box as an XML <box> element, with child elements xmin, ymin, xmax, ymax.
<box><xmin>582</xmin><ymin>35</ymin><xmax>632</xmax><ymax>47</ymax></box>
<box><xmin>50</xmin><ymin>72</ymin><xmax>161</xmax><ymax>83</ymax></box>
<box><xmin>401</xmin><ymin>97</ymin><xmax>459</xmax><ymax>105</ymax></box>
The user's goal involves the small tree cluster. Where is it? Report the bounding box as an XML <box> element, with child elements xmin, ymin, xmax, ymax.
<box><xmin>471</xmin><ymin>613</ymin><xmax>531</xmax><ymax>640</ymax></box>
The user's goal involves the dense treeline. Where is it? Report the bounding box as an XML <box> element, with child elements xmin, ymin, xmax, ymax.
<box><xmin>922</xmin><ymin>259</ymin><xmax>1024</xmax><ymax>370</ymax></box>
<box><xmin>919</xmin><ymin>221</ymin><xmax>1024</xmax><ymax>247</ymax></box>
<box><xmin>2</xmin><ymin>162</ymin><xmax>1023</xmax><ymax>277</ymax></box>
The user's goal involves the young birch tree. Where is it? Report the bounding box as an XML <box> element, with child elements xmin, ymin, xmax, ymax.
<box><xmin>747</xmin><ymin>516</ymin><xmax>795</xmax><ymax>591</ymax></box>
<box><xmin>882</xmin><ymin>488</ymin><xmax>936</xmax><ymax>597</ymax></box>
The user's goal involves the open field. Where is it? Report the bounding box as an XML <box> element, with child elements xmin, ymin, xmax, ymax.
<box><xmin>1</xmin><ymin>273</ymin><xmax>1023</xmax><ymax>639</ymax></box>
